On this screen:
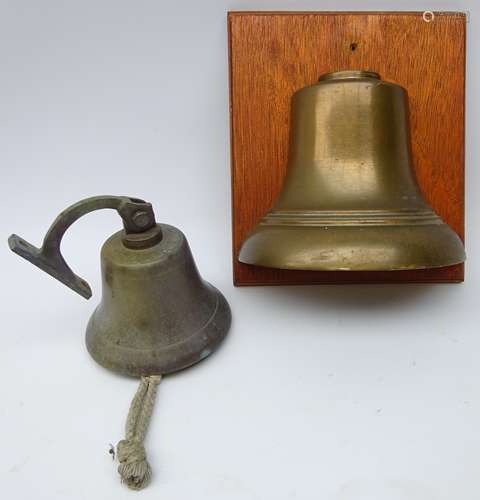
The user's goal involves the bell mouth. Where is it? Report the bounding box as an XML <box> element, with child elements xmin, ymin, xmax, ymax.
<box><xmin>238</xmin><ymin>219</ymin><xmax>465</xmax><ymax>271</ymax></box>
<box><xmin>319</xmin><ymin>70</ymin><xmax>380</xmax><ymax>81</ymax></box>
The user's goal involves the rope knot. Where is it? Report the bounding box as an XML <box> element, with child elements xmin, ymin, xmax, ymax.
<box><xmin>117</xmin><ymin>439</ymin><xmax>151</xmax><ymax>490</ymax></box>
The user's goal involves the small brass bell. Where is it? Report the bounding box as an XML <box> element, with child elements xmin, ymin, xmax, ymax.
<box><xmin>9</xmin><ymin>195</ymin><xmax>230</xmax><ymax>375</ymax></box>
<box><xmin>8</xmin><ymin>195</ymin><xmax>231</xmax><ymax>489</ymax></box>
<box><xmin>239</xmin><ymin>70</ymin><xmax>465</xmax><ymax>271</ymax></box>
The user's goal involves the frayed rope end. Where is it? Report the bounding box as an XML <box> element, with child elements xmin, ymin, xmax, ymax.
<box><xmin>117</xmin><ymin>439</ymin><xmax>152</xmax><ymax>490</ymax></box>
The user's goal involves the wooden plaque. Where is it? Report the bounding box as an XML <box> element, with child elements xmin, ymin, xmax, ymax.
<box><xmin>229</xmin><ymin>11</ymin><xmax>465</xmax><ymax>286</ymax></box>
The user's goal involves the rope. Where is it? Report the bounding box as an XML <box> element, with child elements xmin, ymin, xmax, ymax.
<box><xmin>116</xmin><ymin>375</ymin><xmax>162</xmax><ymax>490</ymax></box>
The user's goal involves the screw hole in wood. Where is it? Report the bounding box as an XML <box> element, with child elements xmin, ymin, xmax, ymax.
<box><xmin>422</xmin><ymin>11</ymin><xmax>434</xmax><ymax>23</ymax></box>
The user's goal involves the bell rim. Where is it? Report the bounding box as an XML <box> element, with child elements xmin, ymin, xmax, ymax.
<box><xmin>85</xmin><ymin>283</ymin><xmax>231</xmax><ymax>378</ymax></box>
<box><xmin>238</xmin><ymin>223</ymin><xmax>465</xmax><ymax>272</ymax></box>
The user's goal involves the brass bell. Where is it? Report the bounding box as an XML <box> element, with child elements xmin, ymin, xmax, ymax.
<box><xmin>9</xmin><ymin>195</ymin><xmax>231</xmax><ymax>489</ymax></box>
<box><xmin>9</xmin><ymin>195</ymin><xmax>231</xmax><ymax>376</ymax></box>
<box><xmin>239</xmin><ymin>70</ymin><xmax>465</xmax><ymax>271</ymax></box>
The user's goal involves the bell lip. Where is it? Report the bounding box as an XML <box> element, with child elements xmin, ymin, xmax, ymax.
<box><xmin>238</xmin><ymin>224</ymin><xmax>466</xmax><ymax>272</ymax></box>
<box><xmin>319</xmin><ymin>70</ymin><xmax>380</xmax><ymax>81</ymax></box>
<box><xmin>239</xmin><ymin>258</ymin><xmax>466</xmax><ymax>272</ymax></box>
<box><xmin>85</xmin><ymin>284</ymin><xmax>231</xmax><ymax>378</ymax></box>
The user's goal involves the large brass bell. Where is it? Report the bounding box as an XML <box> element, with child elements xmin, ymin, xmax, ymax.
<box><xmin>239</xmin><ymin>70</ymin><xmax>465</xmax><ymax>271</ymax></box>
<box><xmin>9</xmin><ymin>195</ymin><xmax>231</xmax><ymax>376</ymax></box>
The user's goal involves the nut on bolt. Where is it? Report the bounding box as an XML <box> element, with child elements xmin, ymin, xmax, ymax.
<box><xmin>132</xmin><ymin>210</ymin><xmax>151</xmax><ymax>229</ymax></box>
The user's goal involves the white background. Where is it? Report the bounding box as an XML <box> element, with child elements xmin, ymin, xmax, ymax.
<box><xmin>1</xmin><ymin>1</ymin><xmax>479</xmax><ymax>499</ymax></box>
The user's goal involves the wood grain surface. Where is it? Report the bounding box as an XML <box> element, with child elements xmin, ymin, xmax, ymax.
<box><xmin>229</xmin><ymin>11</ymin><xmax>465</xmax><ymax>285</ymax></box>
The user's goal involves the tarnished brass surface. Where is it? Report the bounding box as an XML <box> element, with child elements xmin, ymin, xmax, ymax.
<box><xmin>86</xmin><ymin>224</ymin><xmax>231</xmax><ymax>376</ymax></box>
<box><xmin>239</xmin><ymin>70</ymin><xmax>465</xmax><ymax>271</ymax></box>
<box><xmin>9</xmin><ymin>196</ymin><xmax>231</xmax><ymax>377</ymax></box>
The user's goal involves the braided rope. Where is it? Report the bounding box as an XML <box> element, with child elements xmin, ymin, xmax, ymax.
<box><xmin>117</xmin><ymin>375</ymin><xmax>162</xmax><ymax>490</ymax></box>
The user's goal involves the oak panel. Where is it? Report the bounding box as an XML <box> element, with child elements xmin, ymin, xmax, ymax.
<box><xmin>229</xmin><ymin>12</ymin><xmax>465</xmax><ymax>285</ymax></box>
